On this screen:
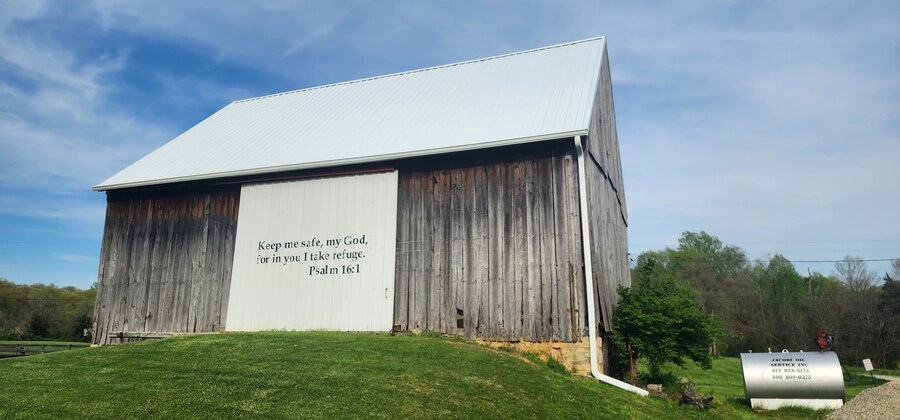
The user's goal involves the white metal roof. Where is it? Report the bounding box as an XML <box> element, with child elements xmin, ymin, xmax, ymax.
<box><xmin>95</xmin><ymin>37</ymin><xmax>607</xmax><ymax>190</ymax></box>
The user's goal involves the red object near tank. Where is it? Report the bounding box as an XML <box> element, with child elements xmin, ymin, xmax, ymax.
<box><xmin>817</xmin><ymin>329</ymin><xmax>830</xmax><ymax>352</ymax></box>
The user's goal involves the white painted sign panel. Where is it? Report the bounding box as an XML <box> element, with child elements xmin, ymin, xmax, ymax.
<box><xmin>862</xmin><ymin>359</ymin><xmax>873</xmax><ymax>371</ymax></box>
<box><xmin>225</xmin><ymin>171</ymin><xmax>398</xmax><ymax>331</ymax></box>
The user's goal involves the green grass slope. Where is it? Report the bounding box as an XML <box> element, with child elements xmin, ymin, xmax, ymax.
<box><xmin>1</xmin><ymin>332</ymin><xmax>700</xmax><ymax>419</ymax></box>
<box><xmin>1</xmin><ymin>332</ymin><xmax>886</xmax><ymax>419</ymax></box>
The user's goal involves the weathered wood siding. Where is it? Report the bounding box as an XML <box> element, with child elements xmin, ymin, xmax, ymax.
<box><xmin>585</xmin><ymin>46</ymin><xmax>630</xmax><ymax>332</ymax></box>
<box><xmin>394</xmin><ymin>150</ymin><xmax>586</xmax><ymax>342</ymax></box>
<box><xmin>92</xmin><ymin>187</ymin><xmax>240</xmax><ymax>345</ymax></box>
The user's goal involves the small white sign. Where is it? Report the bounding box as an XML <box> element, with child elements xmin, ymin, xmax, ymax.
<box><xmin>862</xmin><ymin>359</ymin><xmax>874</xmax><ymax>371</ymax></box>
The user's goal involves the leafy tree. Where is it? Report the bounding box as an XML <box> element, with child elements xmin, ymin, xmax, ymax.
<box><xmin>824</xmin><ymin>256</ymin><xmax>884</xmax><ymax>363</ymax></box>
<box><xmin>636</xmin><ymin>232</ymin><xmax>749</xmax><ymax>356</ymax></box>
<box><xmin>877</xmin><ymin>277</ymin><xmax>900</xmax><ymax>367</ymax></box>
<box><xmin>612</xmin><ymin>258</ymin><xmax>719</xmax><ymax>381</ymax></box>
<box><xmin>29</xmin><ymin>313</ymin><xmax>50</xmax><ymax>337</ymax></box>
<box><xmin>677</xmin><ymin>230</ymin><xmax>747</xmax><ymax>280</ymax></box>
<box><xmin>625</xmin><ymin>235</ymin><xmax>898</xmax><ymax>368</ymax></box>
<box><xmin>881</xmin><ymin>278</ymin><xmax>900</xmax><ymax>316</ymax></box>
<box><xmin>887</xmin><ymin>258</ymin><xmax>900</xmax><ymax>281</ymax></box>
<box><xmin>0</xmin><ymin>279</ymin><xmax>95</xmax><ymax>341</ymax></box>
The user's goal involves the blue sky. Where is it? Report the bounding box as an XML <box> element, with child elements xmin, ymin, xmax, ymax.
<box><xmin>1</xmin><ymin>1</ymin><xmax>898</xmax><ymax>289</ymax></box>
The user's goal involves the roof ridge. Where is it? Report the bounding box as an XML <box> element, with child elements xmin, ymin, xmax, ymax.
<box><xmin>233</xmin><ymin>36</ymin><xmax>606</xmax><ymax>104</ymax></box>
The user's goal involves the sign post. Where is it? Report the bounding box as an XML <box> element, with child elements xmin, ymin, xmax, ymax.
<box><xmin>862</xmin><ymin>358</ymin><xmax>875</xmax><ymax>384</ymax></box>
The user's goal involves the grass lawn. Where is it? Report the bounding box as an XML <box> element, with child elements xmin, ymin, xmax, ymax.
<box><xmin>0</xmin><ymin>332</ymin><xmax>890</xmax><ymax>419</ymax></box>
<box><xmin>649</xmin><ymin>356</ymin><xmax>889</xmax><ymax>419</ymax></box>
<box><xmin>846</xmin><ymin>364</ymin><xmax>900</xmax><ymax>378</ymax></box>
<box><xmin>1</xmin><ymin>332</ymin><xmax>706</xmax><ymax>419</ymax></box>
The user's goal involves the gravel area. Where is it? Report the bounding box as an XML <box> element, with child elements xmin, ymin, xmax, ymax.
<box><xmin>826</xmin><ymin>379</ymin><xmax>900</xmax><ymax>420</ymax></box>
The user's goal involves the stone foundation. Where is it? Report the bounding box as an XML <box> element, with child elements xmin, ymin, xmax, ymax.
<box><xmin>476</xmin><ymin>337</ymin><xmax>602</xmax><ymax>376</ymax></box>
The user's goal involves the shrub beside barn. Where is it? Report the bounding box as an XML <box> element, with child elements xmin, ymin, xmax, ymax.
<box><xmin>91</xmin><ymin>37</ymin><xmax>630</xmax><ymax>374</ymax></box>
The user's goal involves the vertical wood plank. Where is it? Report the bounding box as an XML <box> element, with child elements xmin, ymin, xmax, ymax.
<box><xmin>472</xmin><ymin>166</ymin><xmax>488</xmax><ymax>339</ymax></box>
<box><xmin>537</xmin><ymin>157</ymin><xmax>554</xmax><ymax>341</ymax></box>
<box><xmin>522</xmin><ymin>159</ymin><xmax>537</xmax><ymax>341</ymax></box>
<box><xmin>564</xmin><ymin>153</ymin><xmax>585</xmax><ymax>340</ymax></box>
<box><xmin>502</xmin><ymin>162</ymin><xmax>516</xmax><ymax>340</ymax></box>
<box><xmin>414</xmin><ymin>172</ymin><xmax>430</xmax><ymax>330</ymax></box>
<box><xmin>428</xmin><ymin>171</ymin><xmax>442</xmax><ymax>332</ymax></box>
<box><xmin>548</xmin><ymin>154</ymin><xmax>567</xmax><ymax>341</ymax></box>
<box><xmin>486</xmin><ymin>164</ymin><xmax>500</xmax><ymax>340</ymax></box>
<box><xmin>449</xmin><ymin>168</ymin><xmax>463</xmax><ymax>334</ymax></box>
<box><xmin>219</xmin><ymin>191</ymin><xmax>239</xmax><ymax>329</ymax></box>
<box><xmin>93</xmin><ymin>199</ymin><xmax>118</xmax><ymax>345</ymax></box>
<box><xmin>393</xmin><ymin>174</ymin><xmax>410</xmax><ymax>329</ymax></box>
<box><xmin>514</xmin><ymin>161</ymin><xmax>528</xmax><ymax>340</ymax></box>
<box><xmin>461</xmin><ymin>167</ymin><xmax>475</xmax><ymax>338</ymax></box>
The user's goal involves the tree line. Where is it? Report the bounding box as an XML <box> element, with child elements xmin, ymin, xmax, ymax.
<box><xmin>0</xmin><ymin>279</ymin><xmax>95</xmax><ymax>342</ymax></box>
<box><xmin>1</xmin><ymin>230</ymin><xmax>897</xmax><ymax>365</ymax></box>
<box><xmin>622</xmin><ymin>231</ymin><xmax>900</xmax><ymax>369</ymax></box>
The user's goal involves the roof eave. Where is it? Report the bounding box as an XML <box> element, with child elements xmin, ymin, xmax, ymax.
<box><xmin>93</xmin><ymin>129</ymin><xmax>589</xmax><ymax>191</ymax></box>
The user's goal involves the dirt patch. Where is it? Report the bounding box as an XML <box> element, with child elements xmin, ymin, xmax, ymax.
<box><xmin>444</xmin><ymin>341</ymin><xmax>536</xmax><ymax>364</ymax></box>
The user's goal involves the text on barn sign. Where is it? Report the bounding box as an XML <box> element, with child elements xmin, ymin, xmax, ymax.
<box><xmin>255</xmin><ymin>235</ymin><xmax>369</xmax><ymax>275</ymax></box>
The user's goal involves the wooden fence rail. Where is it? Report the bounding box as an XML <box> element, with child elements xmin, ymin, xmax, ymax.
<box><xmin>0</xmin><ymin>343</ymin><xmax>90</xmax><ymax>358</ymax></box>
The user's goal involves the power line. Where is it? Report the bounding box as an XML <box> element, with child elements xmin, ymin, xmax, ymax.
<box><xmin>729</xmin><ymin>239</ymin><xmax>899</xmax><ymax>245</ymax></box>
<box><xmin>630</xmin><ymin>239</ymin><xmax>900</xmax><ymax>247</ymax></box>
<box><xmin>785</xmin><ymin>259</ymin><xmax>894</xmax><ymax>263</ymax></box>
<box><xmin>630</xmin><ymin>253</ymin><xmax>896</xmax><ymax>265</ymax></box>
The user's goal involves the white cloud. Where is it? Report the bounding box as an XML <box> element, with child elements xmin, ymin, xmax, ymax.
<box><xmin>588</xmin><ymin>1</ymin><xmax>900</xmax><ymax>277</ymax></box>
<box><xmin>0</xmin><ymin>2</ymin><xmax>173</xmax><ymax>243</ymax></box>
<box><xmin>91</xmin><ymin>1</ymin><xmax>361</xmax><ymax>68</ymax></box>
<box><xmin>56</xmin><ymin>254</ymin><xmax>95</xmax><ymax>264</ymax></box>
<box><xmin>0</xmin><ymin>0</ymin><xmax>897</xmax><ymax>287</ymax></box>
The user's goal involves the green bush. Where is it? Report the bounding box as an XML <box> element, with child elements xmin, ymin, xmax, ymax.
<box><xmin>612</xmin><ymin>258</ymin><xmax>720</xmax><ymax>381</ymax></box>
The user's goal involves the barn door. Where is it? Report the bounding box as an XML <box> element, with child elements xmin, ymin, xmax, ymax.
<box><xmin>225</xmin><ymin>171</ymin><xmax>398</xmax><ymax>331</ymax></box>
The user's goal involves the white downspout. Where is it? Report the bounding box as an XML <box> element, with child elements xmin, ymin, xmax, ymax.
<box><xmin>573</xmin><ymin>136</ymin><xmax>649</xmax><ymax>397</ymax></box>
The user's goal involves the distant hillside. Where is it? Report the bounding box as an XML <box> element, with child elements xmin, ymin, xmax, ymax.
<box><xmin>0</xmin><ymin>279</ymin><xmax>94</xmax><ymax>342</ymax></box>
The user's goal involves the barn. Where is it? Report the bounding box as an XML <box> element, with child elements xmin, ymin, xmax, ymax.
<box><xmin>91</xmin><ymin>37</ymin><xmax>631</xmax><ymax>379</ymax></box>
